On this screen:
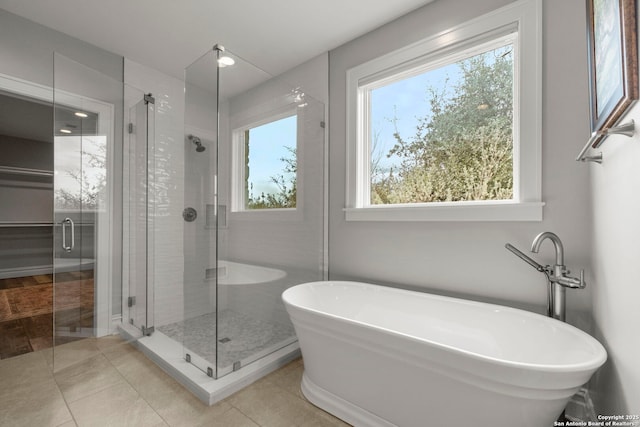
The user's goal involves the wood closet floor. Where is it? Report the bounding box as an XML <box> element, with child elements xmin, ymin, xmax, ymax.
<box><xmin>0</xmin><ymin>270</ymin><xmax>94</xmax><ymax>359</ymax></box>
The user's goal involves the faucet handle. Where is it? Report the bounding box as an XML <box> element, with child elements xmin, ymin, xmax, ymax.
<box><xmin>557</xmin><ymin>269</ymin><xmax>586</xmax><ymax>289</ymax></box>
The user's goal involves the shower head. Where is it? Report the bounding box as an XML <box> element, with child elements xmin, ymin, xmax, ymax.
<box><xmin>188</xmin><ymin>134</ymin><xmax>206</xmax><ymax>152</ymax></box>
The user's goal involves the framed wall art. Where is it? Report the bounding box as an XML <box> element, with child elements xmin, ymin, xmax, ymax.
<box><xmin>586</xmin><ymin>0</ymin><xmax>638</xmax><ymax>146</ymax></box>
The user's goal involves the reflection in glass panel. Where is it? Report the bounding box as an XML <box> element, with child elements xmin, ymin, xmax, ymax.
<box><xmin>52</xmin><ymin>52</ymin><xmax>121</xmax><ymax>372</ymax></box>
<box><xmin>54</xmin><ymin>134</ymin><xmax>105</xmax><ymax>210</ymax></box>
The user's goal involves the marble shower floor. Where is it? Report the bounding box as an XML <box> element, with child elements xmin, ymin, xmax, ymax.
<box><xmin>157</xmin><ymin>310</ymin><xmax>296</xmax><ymax>371</ymax></box>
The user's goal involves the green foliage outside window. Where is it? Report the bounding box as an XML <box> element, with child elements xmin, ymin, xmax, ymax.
<box><xmin>370</xmin><ymin>46</ymin><xmax>514</xmax><ymax>205</ymax></box>
<box><xmin>246</xmin><ymin>146</ymin><xmax>297</xmax><ymax>209</ymax></box>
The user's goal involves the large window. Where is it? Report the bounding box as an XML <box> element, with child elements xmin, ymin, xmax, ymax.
<box><xmin>346</xmin><ymin>0</ymin><xmax>542</xmax><ymax>221</ymax></box>
<box><xmin>231</xmin><ymin>111</ymin><xmax>298</xmax><ymax>211</ymax></box>
<box><xmin>368</xmin><ymin>37</ymin><xmax>515</xmax><ymax>206</ymax></box>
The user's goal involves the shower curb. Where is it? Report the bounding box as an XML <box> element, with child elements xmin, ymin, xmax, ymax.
<box><xmin>118</xmin><ymin>324</ymin><xmax>300</xmax><ymax>405</ymax></box>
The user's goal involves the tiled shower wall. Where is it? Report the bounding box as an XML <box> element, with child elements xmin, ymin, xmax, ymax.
<box><xmin>183</xmin><ymin>84</ymin><xmax>218</xmax><ymax>321</ymax></box>
<box><xmin>122</xmin><ymin>53</ymin><xmax>329</xmax><ymax>328</ymax></box>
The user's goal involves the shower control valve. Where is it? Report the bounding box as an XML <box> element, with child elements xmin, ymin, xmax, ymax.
<box><xmin>183</xmin><ymin>207</ymin><xmax>197</xmax><ymax>222</ymax></box>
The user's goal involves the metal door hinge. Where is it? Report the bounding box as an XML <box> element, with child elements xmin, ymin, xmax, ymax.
<box><xmin>128</xmin><ymin>296</ymin><xmax>136</xmax><ymax>307</ymax></box>
<box><xmin>128</xmin><ymin>123</ymin><xmax>134</xmax><ymax>134</ymax></box>
<box><xmin>142</xmin><ymin>325</ymin><xmax>154</xmax><ymax>336</ymax></box>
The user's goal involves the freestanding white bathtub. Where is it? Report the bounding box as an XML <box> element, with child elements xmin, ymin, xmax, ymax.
<box><xmin>282</xmin><ymin>281</ymin><xmax>607</xmax><ymax>427</ymax></box>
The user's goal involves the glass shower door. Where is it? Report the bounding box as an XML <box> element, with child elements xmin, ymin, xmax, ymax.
<box><xmin>52</xmin><ymin>53</ymin><xmax>120</xmax><ymax>371</ymax></box>
<box><xmin>181</xmin><ymin>50</ymin><xmax>218</xmax><ymax>376</ymax></box>
<box><xmin>180</xmin><ymin>46</ymin><xmax>325</xmax><ymax>379</ymax></box>
<box><xmin>214</xmin><ymin>48</ymin><xmax>325</xmax><ymax>377</ymax></box>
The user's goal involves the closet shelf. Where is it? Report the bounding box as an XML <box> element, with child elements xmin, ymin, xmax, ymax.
<box><xmin>0</xmin><ymin>221</ymin><xmax>53</xmax><ymax>228</ymax></box>
<box><xmin>0</xmin><ymin>165</ymin><xmax>54</xmax><ymax>177</ymax></box>
<box><xmin>0</xmin><ymin>221</ymin><xmax>95</xmax><ymax>228</ymax></box>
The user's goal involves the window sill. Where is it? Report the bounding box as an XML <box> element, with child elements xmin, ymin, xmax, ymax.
<box><xmin>344</xmin><ymin>201</ymin><xmax>544</xmax><ymax>222</ymax></box>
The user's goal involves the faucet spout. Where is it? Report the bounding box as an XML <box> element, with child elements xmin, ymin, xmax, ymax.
<box><xmin>531</xmin><ymin>231</ymin><xmax>564</xmax><ymax>266</ymax></box>
<box><xmin>507</xmin><ymin>232</ymin><xmax>585</xmax><ymax>323</ymax></box>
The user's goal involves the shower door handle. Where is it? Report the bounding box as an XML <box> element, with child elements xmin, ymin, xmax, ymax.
<box><xmin>61</xmin><ymin>218</ymin><xmax>75</xmax><ymax>252</ymax></box>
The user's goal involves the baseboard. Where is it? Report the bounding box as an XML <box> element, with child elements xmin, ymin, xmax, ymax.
<box><xmin>0</xmin><ymin>264</ymin><xmax>53</xmax><ymax>279</ymax></box>
<box><xmin>111</xmin><ymin>315</ymin><xmax>123</xmax><ymax>335</ymax></box>
<box><xmin>0</xmin><ymin>258</ymin><xmax>96</xmax><ymax>279</ymax></box>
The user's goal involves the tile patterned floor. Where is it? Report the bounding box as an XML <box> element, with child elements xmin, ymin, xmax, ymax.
<box><xmin>0</xmin><ymin>335</ymin><xmax>351</xmax><ymax>427</ymax></box>
<box><xmin>0</xmin><ymin>272</ymin><xmax>94</xmax><ymax>359</ymax></box>
<box><xmin>157</xmin><ymin>311</ymin><xmax>295</xmax><ymax>371</ymax></box>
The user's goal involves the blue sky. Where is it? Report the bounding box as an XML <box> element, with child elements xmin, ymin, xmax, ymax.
<box><xmin>244</xmin><ymin>47</ymin><xmax>501</xmax><ymax>197</ymax></box>
<box><xmin>246</xmin><ymin>114</ymin><xmax>297</xmax><ymax>196</ymax></box>
<box><xmin>370</xmin><ymin>63</ymin><xmax>460</xmax><ymax>171</ymax></box>
<box><xmin>244</xmin><ymin>64</ymin><xmax>457</xmax><ymax>198</ymax></box>
<box><xmin>244</xmin><ymin>66</ymin><xmax>458</xmax><ymax>198</ymax></box>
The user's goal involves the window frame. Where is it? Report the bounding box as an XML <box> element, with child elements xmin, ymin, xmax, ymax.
<box><xmin>345</xmin><ymin>0</ymin><xmax>543</xmax><ymax>222</ymax></box>
<box><xmin>230</xmin><ymin>105</ymin><xmax>301</xmax><ymax>217</ymax></box>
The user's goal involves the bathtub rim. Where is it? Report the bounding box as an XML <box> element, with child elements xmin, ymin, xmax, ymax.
<box><xmin>213</xmin><ymin>260</ymin><xmax>287</xmax><ymax>286</ymax></box>
<box><xmin>282</xmin><ymin>281</ymin><xmax>607</xmax><ymax>375</ymax></box>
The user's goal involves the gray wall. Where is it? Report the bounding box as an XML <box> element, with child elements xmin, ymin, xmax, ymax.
<box><xmin>588</xmin><ymin>24</ymin><xmax>640</xmax><ymax>417</ymax></box>
<box><xmin>0</xmin><ymin>9</ymin><xmax>124</xmax><ymax>314</ymax></box>
<box><xmin>0</xmin><ymin>9</ymin><xmax>122</xmax><ymax>87</ymax></box>
<box><xmin>0</xmin><ymin>135</ymin><xmax>53</xmax><ymax>224</ymax></box>
<box><xmin>0</xmin><ymin>135</ymin><xmax>53</xmax><ymax>274</ymax></box>
<box><xmin>328</xmin><ymin>0</ymin><xmax>640</xmax><ymax>414</ymax></box>
<box><xmin>328</xmin><ymin>0</ymin><xmax>593</xmax><ymax>324</ymax></box>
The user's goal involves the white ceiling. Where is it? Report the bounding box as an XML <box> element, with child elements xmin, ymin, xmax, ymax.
<box><xmin>0</xmin><ymin>0</ymin><xmax>436</xmax><ymax>79</ymax></box>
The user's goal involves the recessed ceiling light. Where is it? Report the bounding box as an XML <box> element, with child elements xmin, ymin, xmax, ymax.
<box><xmin>60</xmin><ymin>129</ymin><xmax>72</xmax><ymax>134</ymax></box>
<box><xmin>74</xmin><ymin>112</ymin><xmax>88</xmax><ymax>118</ymax></box>
<box><xmin>217</xmin><ymin>56</ymin><xmax>235</xmax><ymax>67</ymax></box>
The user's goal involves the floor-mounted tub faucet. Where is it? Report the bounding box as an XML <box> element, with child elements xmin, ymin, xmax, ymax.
<box><xmin>506</xmin><ymin>232</ymin><xmax>585</xmax><ymax>322</ymax></box>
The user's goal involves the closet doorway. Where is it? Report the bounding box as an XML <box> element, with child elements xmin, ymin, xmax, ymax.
<box><xmin>0</xmin><ymin>90</ymin><xmax>58</xmax><ymax>358</ymax></box>
<box><xmin>0</xmin><ymin>63</ymin><xmax>117</xmax><ymax>365</ymax></box>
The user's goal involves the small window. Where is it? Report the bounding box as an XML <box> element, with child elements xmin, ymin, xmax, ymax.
<box><xmin>231</xmin><ymin>112</ymin><xmax>298</xmax><ymax>211</ymax></box>
<box><xmin>345</xmin><ymin>0</ymin><xmax>542</xmax><ymax>221</ymax></box>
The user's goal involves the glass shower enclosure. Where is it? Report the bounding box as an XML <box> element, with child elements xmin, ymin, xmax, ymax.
<box><xmin>123</xmin><ymin>90</ymin><xmax>155</xmax><ymax>337</ymax></box>
<box><xmin>149</xmin><ymin>46</ymin><xmax>325</xmax><ymax>381</ymax></box>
